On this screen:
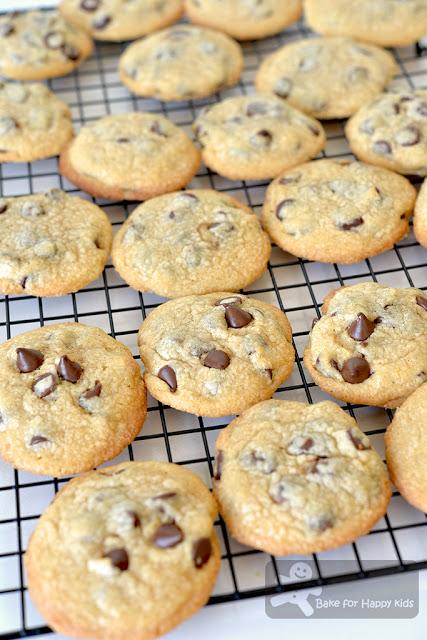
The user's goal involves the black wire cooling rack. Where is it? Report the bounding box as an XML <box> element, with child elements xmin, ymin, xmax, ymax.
<box><xmin>0</xmin><ymin>8</ymin><xmax>427</xmax><ymax>639</ymax></box>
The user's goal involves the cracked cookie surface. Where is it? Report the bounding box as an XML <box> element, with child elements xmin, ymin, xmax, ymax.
<box><xmin>119</xmin><ymin>25</ymin><xmax>243</xmax><ymax>101</ymax></box>
<box><xmin>26</xmin><ymin>461</ymin><xmax>219</xmax><ymax>639</ymax></box>
<box><xmin>112</xmin><ymin>189</ymin><xmax>271</xmax><ymax>299</ymax></box>
<box><xmin>346</xmin><ymin>90</ymin><xmax>427</xmax><ymax>176</ymax></box>
<box><xmin>385</xmin><ymin>382</ymin><xmax>427</xmax><ymax>513</ymax></box>
<box><xmin>138</xmin><ymin>292</ymin><xmax>295</xmax><ymax>417</ymax></box>
<box><xmin>0</xmin><ymin>10</ymin><xmax>93</xmax><ymax>80</ymax></box>
<box><xmin>214</xmin><ymin>399</ymin><xmax>391</xmax><ymax>555</ymax></box>
<box><xmin>0</xmin><ymin>190</ymin><xmax>112</xmax><ymax>297</ymax></box>
<box><xmin>192</xmin><ymin>94</ymin><xmax>325</xmax><ymax>181</ymax></box>
<box><xmin>0</xmin><ymin>323</ymin><xmax>146</xmax><ymax>477</ymax></box>
<box><xmin>255</xmin><ymin>37</ymin><xmax>397</xmax><ymax>120</ymax></box>
<box><xmin>185</xmin><ymin>0</ymin><xmax>302</xmax><ymax>41</ymax></box>
<box><xmin>413</xmin><ymin>177</ymin><xmax>427</xmax><ymax>248</ymax></box>
<box><xmin>262</xmin><ymin>159</ymin><xmax>416</xmax><ymax>264</ymax></box>
<box><xmin>60</xmin><ymin>0</ymin><xmax>183</xmax><ymax>42</ymax></box>
<box><xmin>304</xmin><ymin>283</ymin><xmax>427</xmax><ymax>408</ymax></box>
<box><xmin>59</xmin><ymin>112</ymin><xmax>200</xmax><ymax>201</ymax></box>
<box><xmin>304</xmin><ymin>0</ymin><xmax>427</xmax><ymax>47</ymax></box>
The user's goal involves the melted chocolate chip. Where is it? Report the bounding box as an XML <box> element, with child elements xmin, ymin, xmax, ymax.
<box><xmin>20</xmin><ymin>276</ymin><xmax>28</xmax><ymax>290</ymax></box>
<box><xmin>128</xmin><ymin>510</ymin><xmax>141</xmax><ymax>527</ymax></box>
<box><xmin>338</xmin><ymin>217</ymin><xmax>364</xmax><ymax>231</ymax></box>
<box><xmin>32</xmin><ymin>373</ymin><xmax>57</xmax><ymax>399</ymax></box>
<box><xmin>30</xmin><ymin>435</ymin><xmax>49</xmax><ymax>446</ymax></box>
<box><xmin>158</xmin><ymin>365</ymin><xmax>177</xmax><ymax>392</ymax></box>
<box><xmin>92</xmin><ymin>14</ymin><xmax>111</xmax><ymax>29</ymax></box>
<box><xmin>150</xmin><ymin>121</ymin><xmax>167</xmax><ymax>137</ymax></box>
<box><xmin>0</xmin><ymin>200</ymin><xmax>7</xmax><ymax>214</ymax></box>
<box><xmin>192</xmin><ymin>537</ymin><xmax>212</xmax><ymax>569</ymax></box>
<box><xmin>310</xmin><ymin>515</ymin><xmax>334</xmax><ymax>532</ymax></box>
<box><xmin>16</xmin><ymin>348</ymin><xmax>44</xmax><ymax>373</ymax></box>
<box><xmin>44</xmin><ymin>31</ymin><xmax>65</xmax><ymax>49</ymax></box>
<box><xmin>347</xmin><ymin>428</ymin><xmax>371</xmax><ymax>451</ymax></box>
<box><xmin>203</xmin><ymin>349</ymin><xmax>230</xmax><ymax>370</ymax></box>
<box><xmin>62</xmin><ymin>44</ymin><xmax>80</xmax><ymax>61</ymax></box>
<box><xmin>276</xmin><ymin>199</ymin><xmax>296</xmax><ymax>220</ymax></box>
<box><xmin>116</xmin><ymin>137</ymin><xmax>130</xmax><ymax>143</ymax></box>
<box><xmin>251</xmin><ymin>129</ymin><xmax>273</xmax><ymax>145</ymax></box>
<box><xmin>104</xmin><ymin>548</ymin><xmax>129</xmax><ymax>571</ymax></box>
<box><xmin>153</xmin><ymin>523</ymin><xmax>184</xmax><ymax>549</ymax></box>
<box><xmin>214</xmin><ymin>450</ymin><xmax>223</xmax><ymax>481</ymax></box>
<box><xmin>341</xmin><ymin>357</ymin><xmax>371</xmax><ymax>384</ymax></box>
<box><xmin>347</xmin><ymin>313</ymin><xmax>375</xmax><ymax>341</ymax></box>
<box><xmin>225</xmin><ymin>306</ymin><xmax>253</xmax><ymax>329</ymax></box>
<box><xmin>372</xmin><ymin>140</ymin><xmax>392</xmax><ymax>155</ymax></box>
<box><xmin>154</xmin><ymin>492</ymin><xmax>177</xmax><ymax>500</ymax></box>
<box><xmin>81</xmin><ymin>381</ymin><xmax>102</xmax><ymax>400</ymax></box>
<box><xmin>80</xmin><ymin>0</ymin><xmax>100</xmax><ymax>10</ymax></box>
<box><xmin>57</xmin><ymin>356</ymin><xmax>82</xmax><ymax>383</ymax></box>
<box><xmin>416</xmin><ymin>295</ymin><xmax>427</xmax><ymax>311</ymax></box>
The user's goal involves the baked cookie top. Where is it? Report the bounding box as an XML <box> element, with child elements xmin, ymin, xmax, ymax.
<box><xmin>138</xmin><ymin>292</ymin><xmax>295</xmax><ymax>417</ymax></box>
<box><xmin>185</xmin><ymin>0</ymin><xmax>302</xmax><ymax>41</ymax></box>
<box><xmin>0</xmin><ymin>190</ymin><xmax>112</xmax><ymax>297</ymax></box>
<box><xmin>59</xmin><ymin>112</ymin><xmax>200</xmax><ymax>201</ymax></box>
<box><xmin>385</xmin><ymin>382</ymin><xmax>427</xmax><ymax>513</ymax></box>
<box><xmin>59</xmin><ymin>0</ymin><xmax>183</xmax><ymax>42</ymax></box>
<box><xmin>262</xmin><ymin>159</ymin><xmax>416</xmax><ymax>264</ymax></box>
<box><xmin>0</xmin><ymin>323</ymin><xmax>146</xmax><ymax>477</ymax></box>
<box><xmin>119</xmin><ymin>25</ymin><xmax>243</xmax><ymax>101</ymax></box>
<box><xmin>192</xmin><ymin>94</ymin><xmax>325</xmax><ymax>181</ymax></box>
<box><xmin>255</xmin><ymin>37</ymin><xmax>397</xmax><ymax>120</ymax></box>
<box><xmin>304</xmin><ymin>0</ymin><xmax>427</xmax><ymax>47</ymax></box>
<box><xmin>0</xmin><ymin>81</ymin><xmax>73</xmax><ymax>162</ymax></box>
<box><xmin>414</xmin><ymin>177</ymin><xmax>427</xmax><ymax>248</ymax></box>
<box><xmin>214</xmin><ymin>399</ymin><xmax>391</xmax><ymax>555</ymax></box>
<box><xmin>25</xmin><ymin>461</ymin><xmax>219</xmax><ymax>639</ymax></box>
<box><xmin>0</xmin><ymin>10</ymin><xmax>93</xmax><ymax>80</ymax></box>
<box><xmin>346</xmin><ymin>91</ymin><xmax>427</xmax><ymax>176</ymax></box>
<box><xmin>112</xmin><ymin>189</ymin><xmax>271</xmax><ymax>299</ymax></box>
<box><xmin>304</xmin><ymin>283</ymin><xmax>427</xmax><ymax>408</ymax></box>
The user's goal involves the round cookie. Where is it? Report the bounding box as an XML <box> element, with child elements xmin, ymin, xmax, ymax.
<box><xmin>385</xmin><ymin>382</ymin><xmax>427</xmax><ymax>512</ymax></box>
<box><xmin>414</xmin><ymin>177</ymin><xmax>427</xmax><ymax>248</ymax></box>
<box><xmin>119</xmin><ymin>25</ymin><xmax>243</xmax><ymax>102</ymax></box>
<box><xmin>304</xmin><ymin>0</ymin><xmax>427</xmax><ymax>48</ymax></box>
<box><xmin>262</xmin><ymin>159</ymin><xmax>416</xmax><ymax>264</ymax></box>
<box><xmin>59</xmin><ymin>113</ymin><xmax>200</xmax><ymax>201</ymax></box>
<box><xmin>255</xmin><ymin>37</ymin><xmax>397</xmax><ymax>120</ymax></box>
<box><xmin>0</xmin><ymin>81</ymin><xmax>73</xmax><ymax>163</ymax></box>
<box><xmin>304</xmin><ymin>283</ymin><xmax>427</xmax><ymax>409</ymax></box>
<box><xmin>112</xmin><ymin>189</ymin><xmax>271</xmax><ymax>299</ymax></box>
<box><xmin>138</xmin><ymin>292</ymin><xmax>295</xmax><ymax>417</ymax></box>
<box><xmin>346</xmin><ymin>90</ymin><xmax>427</xmax><ymax>176</ymax></box>
<box><xmin>185</xmin><ymin>0</ymin><xmax>302</xmax><ymax>41</ymax></box>
<box><xmin>0</xmin><ymin>323</ymin><xmax>147</xmax><ymax>477</ymax></box>
<box><xmin>192</xmin><ymin>94</ymin><xmax>325</xmax><ymax>181</ymax></box>
<box><xmin>0</xmin><ymin>10</ymin><xmax>93</xmax><ymax>81</ymax></box>
<box><xmin>26</xmin><ymin>461</ymin><xmax>220</xmax><ymax>639</ymax></box>
<box><xmin>59</xmin><ymin>0</ymin><xmax>184</xmax><ymax>42</ymax></box>
<box><xmin>214</xmin><ymin>399</ymin><xmax>391</xmax><ymax>555</ymax></box>
<box><xmin>0</xmin><ymin>190</ymin><xmax>112</xmax><ymax>297</ymax></box>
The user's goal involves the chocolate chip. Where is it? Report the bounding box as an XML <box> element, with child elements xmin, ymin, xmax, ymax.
<box><xmin>307</xmin><ymin>123</ymin><xmax>321</xmax><ymax>136</ymax></box>
<box><xmin>309</xmin><ymin>515</ymin><xmax>334</xmax><ymax>532</ymax></box>
<box><xmin>92</xmin><ymin>14</ymin><xmax>111</xmax><ymax>29</ymax></box>
<box><xmin>44</xmin><ymin>31</ymin><xmax>65</xmax><ymax>49</ymax></box>
<box><xmin>347</xmin><ymin>313</ymin><xmax>375</xmax><ymax>341</ymax></box>
<box><xmin>338</xmin><ymin>217</ymin><xmax>364</xmax><ymax>231</ymax></box>
<box><xmin>246</xmin><ymin>102</ymin><xmax>268</xmax><ymax>116</ymax></box>
<box><xmin>0</xmin><ymin>23</ymin><xmax>14</xmax><ymax>37</ymax></box>
<box><xmin>265</xmin><ymin>368</ymin><xmax>273</xmax><ymax>380</ymax></box>
<box><xmin>215</xmin><ymin>296</ymin><xmax>242</xmax><ymax>308</ymax></box>
<box><xmin>347</xmin><ymin>427</ymin><xmax>371</xmax><ymax>451</ymax></box>
<box><xmin>214</xmin><ymin>450</ymin><xmax>223</xmax><ymax>481</ymax></box>
<box><xmin>416</xmin><ymin>295</ymin><xmax>427</xmax><ymax>311</ymax></box>
<box><xmin>62</xmin><ymin>44</ymin><xmax>80</xmax><ymax>61</ymax></box>
<box><xmin>158</xmin><ymin>365</ymin><xmax>177</xmax><ymax>392</ymax></box>
<box><xmin>240</xmin><ymin>449</ymin><xmax>276</xmax><ymax>474</ymax></box>
<box><xmin>250</xmin><ymin>129</ymin><xmax>273</xmax><ymax>147</ymax></box>
<box><xmin>341</xmin><ymin>357</ymin><xmax>371</xmax><ymax>384</ymax></box>
<box><xmin>192</xmin><ymin>538</ymin><xmax>211</xmax><ymax>569</ymax></box>
<box><xmin>150</xmin><ymin>121</ymin><xmax>167</xmax><ymax>137</ymax></box>
<box><xmin>276</xmin><ymin>199</ymin><xmax>296</xmax><ymax>220</ymax></box>
<box><xmin>128</xmin><ymin>510</ymin><xmax>141</xmax><ymax>527</ymax></box>
<box><xmin>57</xmin><ymin>356</ymin><xmax>82</xmax><ymax>383</ymax></box>
<box><xmin>20</xmin><ymin>276</ymin><xmax>28</xmax><ymax>290</ymax></box>
<box><xmin>153</xmin><ymin>492</ymin><xmax>177</xmax><ymax>500</ymax></box>
<box><xmin>225</xmin><ymin>306</ymin><xmax>253</xmax><ymax>329</ymax></box>
<box><xmin>274</xmin><ymin>77</ymin><xmax>292</xmax><ymax>98</ymax></box>
<box><xmin>30</xmin><ymin>435</ymin><xmax>49</xmax><ymax>446</ymax></box>
<box><xmin>153</xmin><ymin>523</ymin><xmax>184</xmax><ymax>549</ymax></box>
<box><xmin>0</xmin><ymin>200</ymin><xmax>7</xmax><ymax>214</ymax></box>
<box><xmin>116</xmin><ymin>137</ymin><xmax>130</xmax><ymax>143</ymax></box>
<box><xmin>203</xmin><ymin>350</ymin><xmax>230</xmax><ymax>370</ymax></box>
<box><xmin>80</xmin><ymin>0</ymin><xmax>100</xmax><ymax>10</ymax></box>
<box><xmin>372</xmin><ymin>140</ymin><xmax>392</xmax><ymax>155</ymax></box>
<box><xmin>32</xmin><ymin>373</ymin><xmax>57</xmax><ymax>399</ymax></box>
<box><xmin>16</xmin><ymin>348</ymin><xmax>44</xmax><ymax>373</ymax></box>
<box><xmin>80</xmin><ymin>381</ymin><xmax>102</xmax><ymax>400</ymax></box>
<box><xmin>395</xmin><ymin>126</ymin><xmax>421</xmax><ymax>146</ymax></box>
<box><xmin>104</xmin><ymin>548</ymin><xmax>129</xmax><ymax>571</ymax></box>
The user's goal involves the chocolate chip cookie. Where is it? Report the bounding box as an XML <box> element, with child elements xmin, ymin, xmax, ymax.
<box><xmin>214</xmin><ymin>399</ymin><xmax>391</xmax><ymax>555</ymax></box>
<box><xmin>414</xmin><ymin>177</ymin><xmax>427</xmax><ymax>248</ymax></box>
<box><xmin>255</xmin><ymin>37</ymin><xmax>397</xmax><ymax>120</ymax></box>
<box><xmin>185</xmin><ymin>0</ymin><xmax>302</xmax><ymax>41</ymax></box>
<box><xmin>192</xmin><ymin>94</ymin><xmax>325</xmax><ymax>181</ymax></box>
<box><xmin>60</xmin><ymin>0</ymin><xmax>184</xmax><ymax>42</ymax></box>
<box><xmin>138</xmin><ymin>292</ymin><xmax>295</xmax><ymax>417</ymax></box>
<box><xmin>59</xmin><ymin>112</ymin><xmax>200</xmax><ymax>201</ymax></box>
<box><xmin>262</xmin><ymin>159</ymin><xmax>416</xmax><ymax>264</ymax></box>
<box><xmin>346</xmin><ymin>90</ymin><xmax>427</xmax><ymax>176</ymax></box>
<box><xmin>26</xmin><ymin>461</ymin><xmax>219</xmax><ymax>639</ymax></box>
<box><xmin>0</xmin><ymin>81</ymin><xmax>73</xmax><ymax>162</ymax></box>
<box><xmin>304</xmin><ymin>283</ymin><xmax>427</xmax><ymax>408</ymax></box>
<box><xmin>0</xmin><ymin>323</ymin><xmax>147</xmax><ymax>477</ymax></box>
<box><xmin>0</xmin><ymin>10</ymin><xmax>93</xmax><ymax>80</ymax></box>
<box><xmin>385</xmin><ymin>382</ymin><xmax>427</xmax><ymax>513</ymax></box>
<box><xmin>0</xmin><ymin>190</ymin><xmax>112</xmax><ymax>297</ymax></box>
<box><xmin>119</xmin><ymin>25</ymin><xmax>243</xmax><ymax>101</ymax></box>
<box><xmin>304</xmin><ymin>0</ymin><xmax>427</xmax><ymax>48</ymax></box>
<box><xmin>112</xmin><ymin>189</ymin><xmax>271</xmax><ymax>299</ymax></box>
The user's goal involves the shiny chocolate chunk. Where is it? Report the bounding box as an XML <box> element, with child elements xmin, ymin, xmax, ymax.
<box><xmin>16</xmin><ymin>348</ymin><xmax>44</xmax><ymax>373</ymax></box>
<box><xmin>81</xmin><ymin>380</ymin><xmax>102</xmax><ymax>400</ymax></box>
<box><xmin>225</xmin><ymin>306</ymin><xmax>253</xmax><ymax>329</ymax></box>
<box><xmin>30</xmin><ymin>435</ymin><xmax>49</xmax><ymax>446</ymax></box>
<box><xmin>57</xmin><ymin>355</ymin><xmax>82</xmax><ymax>383</ymax></box>
<box><xmin>338</xmin><ymin>217</ymin><xmax>363</xmax><ymax>231</ymax></box>
<box><xmin>192</xmin><ymin>537</ymin><xmax>212</xmax><ymax>569</ymax></box>
<box><xmin>340</xmin><ymin>357</ymin><xmax>371</xmax><ymax>384</ymax></box>
<box><xmin>416</xmin><ymin>295</ymin><xmax>427</xmax><ymax>311</ymax></box>
<box><xmin>203</xmin><ymin>350</ymin><xmax>230</xmax><ymax>370</ymax></box>
<box><xmin>153</xmin><ymin>523</ymin><xmax>184</xmax><ymax>549</ymax></box>
<box><xmin>104</xmin><ymin>548</ymin><xmax>129</xmax><ymax>571</ymax></box>
<box><xmin>347</xmin><ymin>313</ymin><xmax>375</xmax><ymax>341</ymax></box>
<box><xmin>158</xmin><ymin>365</ymin><xmax>177</xmax><ymax>392</ymax></box>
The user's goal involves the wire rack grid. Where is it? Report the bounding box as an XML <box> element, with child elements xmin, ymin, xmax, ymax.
<box><xmin>0</xmin><ymin>10</ymin><xmax>426</xmax><ymax>640</ymax></box>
